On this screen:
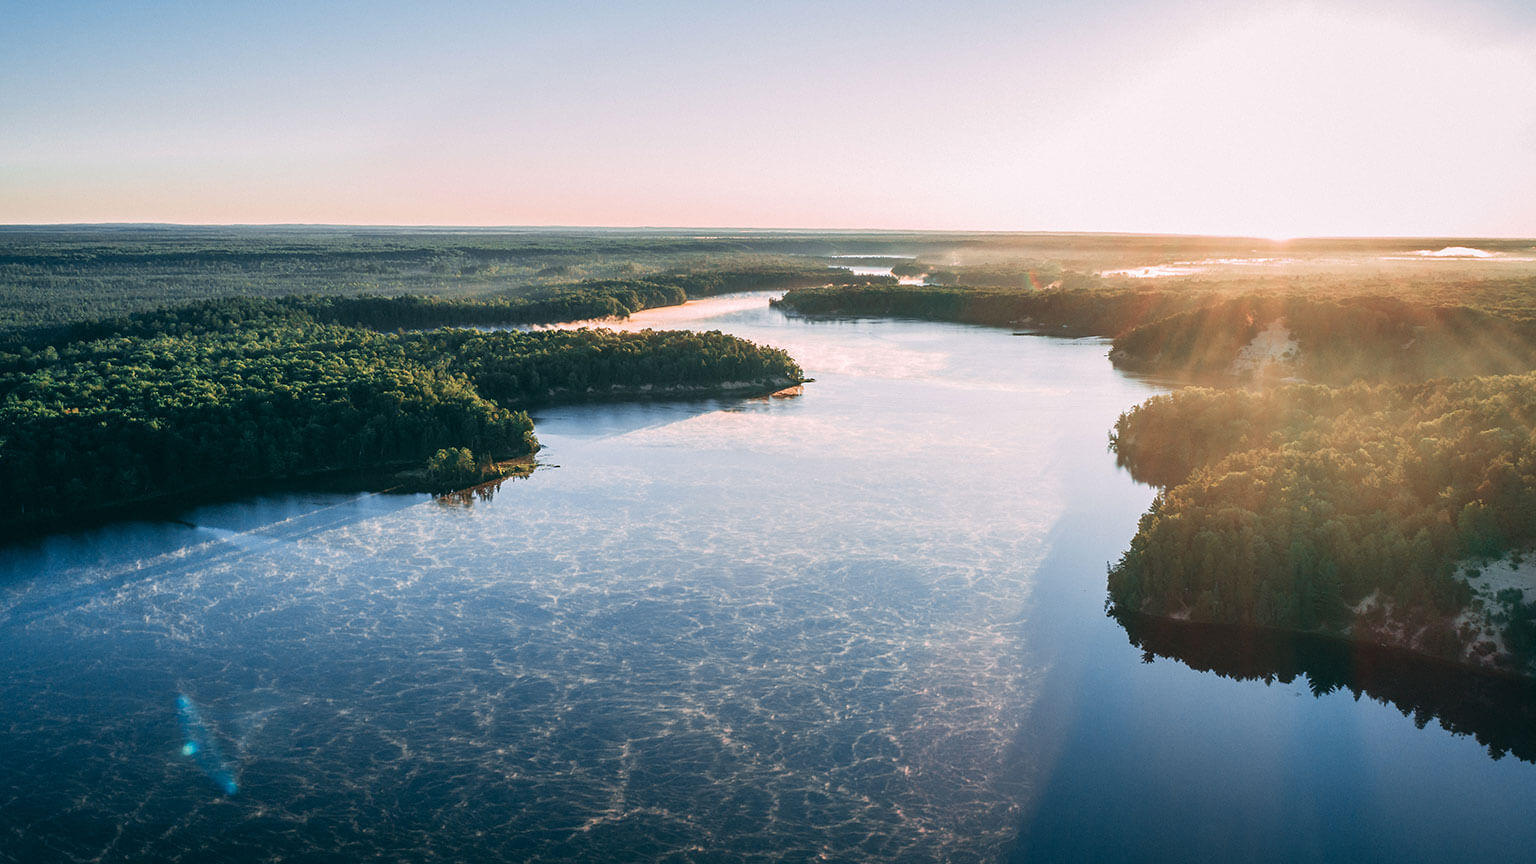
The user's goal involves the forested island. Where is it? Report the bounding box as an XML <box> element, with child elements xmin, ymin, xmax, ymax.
<box><xmin>776</xmin><ymin>263</ymin><xmax>1536</xmax><ymax>677</ymax></box>
<box><xmin>0</xmin><ymin>290</ymin><xmax>803</xmax><ymax>537</ymax></box>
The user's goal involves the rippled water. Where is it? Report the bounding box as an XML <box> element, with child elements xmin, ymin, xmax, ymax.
<box><xmin>3</xmin><ymin>295</ymin><xmax>1536</xmax><ymax>862</ymax></box>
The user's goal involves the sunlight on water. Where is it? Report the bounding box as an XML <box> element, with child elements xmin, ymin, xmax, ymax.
<box><xmin>837</xmin><ymin>265</ymin><xmax>927</xmax><ymax>285</ymax></box>
<box><xmin>1377</xmin><ymin>247</ymin><xmax>1536</xmax><ymax>262</ymax></box>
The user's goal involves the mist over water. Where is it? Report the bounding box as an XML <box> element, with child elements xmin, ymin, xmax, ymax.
<box><xmin>3</xmin><ymin>295</ymin><xmax>1536</xmax><ymax>862</ymax></box>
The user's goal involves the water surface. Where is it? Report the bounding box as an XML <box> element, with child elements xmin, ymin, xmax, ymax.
<box><xmin>3</xmin><ymin>294</ymin><xmax>1535</xmax><ymax>862</ymax></box>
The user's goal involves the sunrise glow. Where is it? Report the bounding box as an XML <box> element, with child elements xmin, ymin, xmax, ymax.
<box><xmin>3</xmin><ymin>1</ymin><xmax>1534</xmax><ymax>235</ymax></box>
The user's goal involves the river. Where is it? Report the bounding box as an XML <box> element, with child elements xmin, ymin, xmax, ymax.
<box><xmin>2</xmin><ymin>293</ymin><xmax>1535</xmax><ymax>862</ymax></box>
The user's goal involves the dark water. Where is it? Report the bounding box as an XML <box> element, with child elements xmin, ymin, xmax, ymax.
<box><xmin>3</xmin><ymin>294</ymin><xmax>1535</xmax><ymax>862</ymax></box>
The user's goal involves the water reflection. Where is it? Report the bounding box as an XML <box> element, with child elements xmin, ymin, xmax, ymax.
<box><xmin>1116</xmin><ymin>612</ymin><xmax>1536</xmax><ymax>763</ymax></box>
<box><xmin>434</xmin><ymin>476</ymin><xmax>516</xmax><ymax>509</ymax></box>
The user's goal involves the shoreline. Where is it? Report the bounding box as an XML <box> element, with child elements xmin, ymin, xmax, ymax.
<box><xmin>522</xmin><ymin>375</ymin><xmax>803</xmax><ymax>407</ymax></box>
<box><xmin>1</xmin><ymin>377</ymin><xmax>801</xmax><ymax>546</ymax></box>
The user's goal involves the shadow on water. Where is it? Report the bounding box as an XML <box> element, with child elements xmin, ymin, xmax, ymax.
<box><xmin>1115</xmin><ymin>612</ymin><xmax>1536</xmax><ymax>765</ymax></box>
<box><xmin>0</xmin><ymin>490</ymin><xmax>424</xmax><ymax>624</ymax></box>
<box><xmin>531</xmin><ymin>392</ymin><xmax>778</xmax><ymax>442</ymax></box>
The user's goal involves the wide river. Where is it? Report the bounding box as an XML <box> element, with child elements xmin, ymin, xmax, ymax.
<box><xmin>4</xmin><ymin>293</ymin><xmax>1536</xmax><ymax>862</ymax></box>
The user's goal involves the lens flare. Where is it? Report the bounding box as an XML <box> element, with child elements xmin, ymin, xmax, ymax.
<box><xmin>175</xmin><ymin>694</ymin><xmax>239</xmax><ymax>796</ymax></box>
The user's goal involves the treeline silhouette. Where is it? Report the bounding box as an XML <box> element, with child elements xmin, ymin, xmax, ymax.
<box><xmin>0</xmin><ymin>296</ymin><xmax>802</xmax><ymax>536</ymax></box>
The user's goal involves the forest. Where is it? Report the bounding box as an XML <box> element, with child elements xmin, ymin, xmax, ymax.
<box><xmin>1107</xmin><ymin>378</ymin><xmax>1536</xmax><ymax>668</ymax></box>
<box><xmin>1107</xmin><ymin>293</ymin><xmax>1536</xmax><ymax>383</ymax></box>
<box><xmin>2</xmin><ymin>259</ymin><xmax>886</xmax><ymax>350</ymax></box>
<box><xmin>0</xmin><ymin>295</ymin><xmax>802</xmax><ymax>537</ymax></box>
<box><xmin>14</xmin><ymin>225</ymin><xmax>1524</xmax><ymax>333</ymax></box>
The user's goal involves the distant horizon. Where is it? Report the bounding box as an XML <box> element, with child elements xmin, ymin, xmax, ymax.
<box><xmin>4</xmin><ymin>222</ymin><xmax>1536</xmax><ymax>243</ymax></box>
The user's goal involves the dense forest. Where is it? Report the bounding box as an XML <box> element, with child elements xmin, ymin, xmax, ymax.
<box><xmin>0</xmin><ymin>295</ymin><xmax>802</xmax><ymax>536</ymax></box>
<box><xmin>12</xmin><ymin>225</ymin><xmax>1526</xmax><ymax>333</ymax></box>
<box><xmin>1108</xmin><ymin>377</ymin><xmax>1536</xmax><ymax>670</ymax></box>
<box><xmin>2</xmin><ymin>227</ymin><xmax>944</xmax><ymax>537</ymax></box>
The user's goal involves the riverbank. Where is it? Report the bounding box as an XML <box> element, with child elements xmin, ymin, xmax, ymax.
<box><xmin>526</xmin><ymin>375</ymin><xmax>804</xmax><ymax>406</ymax></box>
<box><xmin>780</xmin><ymin>283</ymin><xmax>1536</xmax><ymax>682</ymax></box>
<box><xmin>771</xmin><ymin>283</ymin><xmax>1199</xmax><ymax>339</ymax></box>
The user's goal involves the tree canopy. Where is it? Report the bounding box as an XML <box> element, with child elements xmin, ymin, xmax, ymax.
<box><xmin>0</xmin><ymin>296</ymin><xmax>802</xmax><ymax>536</ymax></box>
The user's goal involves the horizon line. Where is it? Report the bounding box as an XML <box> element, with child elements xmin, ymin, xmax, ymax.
<box><xmin>2</xmin><ymin>222</ymin><xmax>1535</xmax><ymax>243</ymax></box>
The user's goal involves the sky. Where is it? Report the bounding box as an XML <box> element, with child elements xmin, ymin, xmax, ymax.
<box><xmin>3</xmin><ymin>0</ymin><xmax>1535</xmax><ymax>236</ymax></box>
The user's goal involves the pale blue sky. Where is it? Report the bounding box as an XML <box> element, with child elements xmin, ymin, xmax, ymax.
<box><xmin>4</xmin><ymin>0</ymin><xmax>1535</xmax><ymax>235</ymax></box>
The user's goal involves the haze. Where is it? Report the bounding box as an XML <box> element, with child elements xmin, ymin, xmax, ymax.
<box><xmin>3</xmin><ymin>0</ymin><xmax>1535</xmax><ymax>237</ymax></box>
